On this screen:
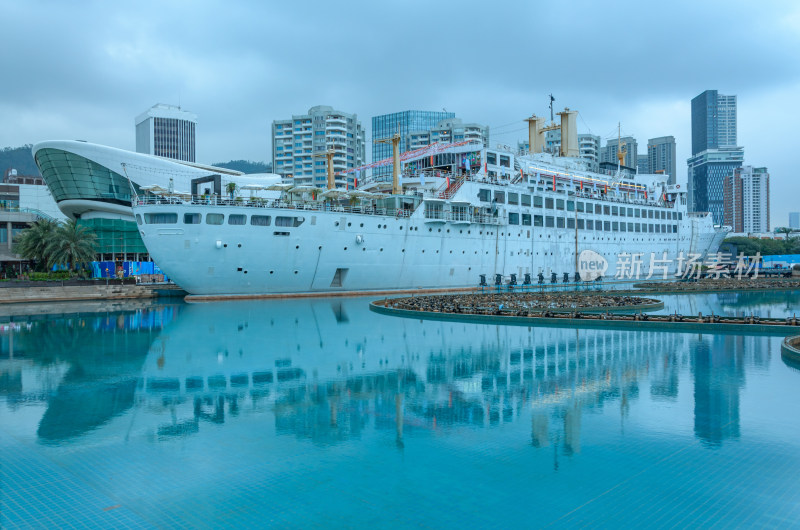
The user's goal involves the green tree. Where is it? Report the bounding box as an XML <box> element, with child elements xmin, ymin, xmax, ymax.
<box><xmin>225</xmin><ymin>182</ymin><xmax>238</xmax><ymax>199</ymax></box>
<box><xmin>45</xmin><ymin>220</ymin><xmax>97</xmax><ymax>272</ymax></box>
<box><xmin>12</xmin><ymin>218</ymin><xmax>60</xmax><ymax>271</ymax></box>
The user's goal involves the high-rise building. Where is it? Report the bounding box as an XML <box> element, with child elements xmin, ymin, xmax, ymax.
<box><xmin>406</xmin><ymin>118</ymin><xmax>489</xmax><ymax>151</ymax></box>
<box><xmin>135</xmin><ymin>104</ymin><xmax>197</xmax><ymax>162</ymax></box>
<box><xmin>688</xmin><ymin>90</ymin><xmax>743</xmax><ymax>222</ymax></box>
<box><xmin>723</xmin><ymin>166</ymin><xmax>769</xmax><ymax>233</ymax></box>
<box><xmin>271</xmin><ymin>105</ymin><xmax>366</xmax><ymax>187</ymax></box>
<box><xmin>691</xmin><ymin>90</ymin><xmax>737</xmax><ymax>155</ymax></box>
<box><xmin>647</xmin><ymin>136</ymin><xmax>677</xmax><ymax>184</ymax></box>
<box><xmin>637</xmin><ymin>154</ymin><xmax>649</xmax><ymax>174</ymax></box>
<box><xmin>372</xmin><ymin>111</ymin><xmax>454</xmax><ymax>178</ymax></box>
<box><xmin>790</xmin><ymin>212</ymin><xmax>800</xmax><ymax>229</ymax></box>
<box><xmin>688</xmin><ymin>147</ymin><xmax>744</xmax><ymax>223</ymax></box>
<box><xmin>600</xmin><ymin>137</ymin><xmax>638</xmax><ymax>169</ymax></box>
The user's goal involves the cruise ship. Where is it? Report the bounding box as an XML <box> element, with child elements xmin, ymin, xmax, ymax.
<box><xmin>132</xmin><ymin>108</ymin><xmax>728</xmax><ymax>297</ymax></box>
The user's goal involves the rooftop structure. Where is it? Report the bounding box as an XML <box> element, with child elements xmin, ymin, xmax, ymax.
<box><xmin>135</xmin><ymin>104</ymin><xmax>197</xmax><ymax>162</ymax></box>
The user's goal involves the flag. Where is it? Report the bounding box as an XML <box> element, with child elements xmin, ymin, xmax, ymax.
<box><xmin>580</xmin><ymin>181</ymin><xmax>584</xmax><ymax>191</ymax></box>
<box><xmin>446</xmin><ymin>175</ymin><xmax>450</xmax><ymax>188</ymax></box>
<box><xmin>552</xmin><ymin>175</ymin><xmax>556</xmax><ymax>190</ymax></box>
<box><xmin>354</xmin><ymin>177</ymin><xmax>358</xmax><ymax>188</ymax></box>
<box><xmin>430</xmin><ymin>155</ymin><xmax>434</xmax><ymax>167</ymax></box>
<box><xmin>645</xmin><ymin>191</ymin><xmax>648</xmax><ymax>200</ymax></box>
<box><xmin>485</xmin><ymin>162</ymin><xmax>488</xmax><ymax>174</ymax></box>
<box><xmin>604</xmin><ymin>184</ymin><xmax>608</xmax><ymax>194</ymax></box>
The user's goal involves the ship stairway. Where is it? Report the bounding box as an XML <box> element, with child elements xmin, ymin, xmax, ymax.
<box><xmin>437</xmin><ymin>177</ymin><xmax>465</xmax><ymax>199</ymax></box>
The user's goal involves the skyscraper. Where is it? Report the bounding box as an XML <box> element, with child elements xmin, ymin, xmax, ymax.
<box><xmin>790</xmin><ymin>212</ymin><xmax>800</xmax><ymax>229</ymax></box>
<box><xmin>723</xmin><ymin>166</ymin><xmax>770</xmax><ymax>233</ymax></box>
<box><xmin>135</xmin><ymin>104</ymin><xmax>197</xmax><ymax>162</ymax></box>
<box><xmin>688</xmin><ymin>90</ymin><xmax>743</xmax><ymax>222</ymax></box>
<box><xmin>371</xmin><ymin>111</ymin><xmax>454</xmax><ymax>178</ymax></box>
<box><xmin>600</xmin><ymin>137</ymin><xmax>637</xmax><ymax>169</ymax></box>
<box><xmin>647</xmin><ymin>136</ymin><xmax>677</xmax><ymax>185</ymax></box>
<box><xmin>271</xmin><ymin>105</ymin><xmax>366</xmax><ymax>187</ymax></box>
<box><xmin>691</xmin><ymin>90</ymin><xmax>737</xmax><ymax>155</ymax></box>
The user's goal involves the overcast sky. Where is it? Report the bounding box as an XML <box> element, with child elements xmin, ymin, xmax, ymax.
<box><xmin>1</xmin><ymin>0</ymin><xmax>798</xmax><ymax>227</ymax></box>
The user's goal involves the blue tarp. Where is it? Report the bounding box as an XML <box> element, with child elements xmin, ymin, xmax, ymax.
<box><xmin>89</xmin><ymin>261</ymin><xmax>163</xmax><ymax>279</ymax></box>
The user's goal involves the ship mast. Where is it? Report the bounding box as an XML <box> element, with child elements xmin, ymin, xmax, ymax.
<box><xmin>312</xmin><ymin>149</ymin><xmax>337</xmax><ymax>190</ymax></box>
<box><xmin>375</xmin><ymin>132</ymin><xmax>402</xmax><ymax>195</ymax></box>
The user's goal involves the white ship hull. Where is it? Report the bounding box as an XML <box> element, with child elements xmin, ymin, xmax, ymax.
<box><xmin>134</xmin><ymin>178</ymin><xmax>726</xmax><ymax>297</ymax></box>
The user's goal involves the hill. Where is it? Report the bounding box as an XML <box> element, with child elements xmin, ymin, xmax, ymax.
<box><xmin>212</xmin><ymin>160</ymin><xmax>272</xmax><ymax>174</ymax></box>
<box><xmin>0</xmin><ymin>145</ymin><xmax>41</xmax><ymax>176</ymax></box>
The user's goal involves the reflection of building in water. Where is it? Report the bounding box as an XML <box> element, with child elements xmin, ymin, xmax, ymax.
<box><xmin>691</xmin><ymin>334</ymin><xmax>757</xmax><ymax>447</ymax></box>
<box><xmin>0</xmin><ymin>297</ymin><xmax>776</xmax><ymax>453</ymax></box>
<box><xmin>0</xmin><ymin>305</ymin><xmax>182</xmax><ymax>443</ymax></box>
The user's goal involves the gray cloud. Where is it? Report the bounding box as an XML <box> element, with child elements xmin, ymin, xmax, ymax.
<box><xmin>1</xmin><ymin>0</ymin><xmax>798</xmax><ymax>226</ymax></box>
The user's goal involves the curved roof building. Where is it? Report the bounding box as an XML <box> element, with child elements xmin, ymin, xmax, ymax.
<box><xmin>32</xmin><ymin>140</ymin><xmax>279</xmax><ymax>260</ymax></box>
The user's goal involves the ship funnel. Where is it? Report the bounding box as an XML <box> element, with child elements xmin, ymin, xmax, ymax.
<box><xmin>524</xmin><ymin>115</ymin><xmax>546</xmax><ymax>154</ymax></box>
<box><xmin>557</xmin><ymin>108</ymin><xmax>579</xmax><ymax>158</ymax></box>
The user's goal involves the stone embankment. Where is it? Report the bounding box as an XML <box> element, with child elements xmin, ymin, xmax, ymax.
<box><xmin>0</xmin><ymin>283</ymin><xmax>184</xmax><ymax>304</ymax></box>
<box><xmin>633</xmin><ymin>277</ymin><xmax>800</xmax><ymax>293</ymax></box>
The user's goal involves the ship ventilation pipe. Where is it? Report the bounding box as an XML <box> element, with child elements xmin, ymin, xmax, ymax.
<box><xmin>525</xmin><ymin>115</ymin><xmax>546</xmax><ymax>154</ymax></box>
<box><xmin>558</xmin><ymin>108</ymin><xmax>579</xmax><ymax>158</ymax></box>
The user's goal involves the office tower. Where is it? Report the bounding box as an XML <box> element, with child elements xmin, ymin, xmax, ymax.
<box><xmin>600</xmin><ymin>137</ymin><xmax>638</xmax><ymax>169</ymax></box>
<box><xmin>647</xmin><ymin>136</ymin><xmax>677</xmax><ymax>184</ymax></box>
<box><xmin>406</xmin><ymin>118</ymin><xmax>489</xmax><ymax>150</ymax></box>
<box><xmin>691</xmin><ymin>90</ymin><xmax>737</xmax><ymax>155</ymax></box>
<box><xmin>372</xmin><ymin>111</ymin><xmax>454</xmax><ymax>178</ymax></box>
<box><xmin>688</xmin><ymin>90</ymin><xmax>743</xmax><ymax>221</ymax></box>
<box><xmin>272</xmin><ymin>105</ymin><xmax>366</xmax><ymax>187</ymax></box>
<box><xmin>723</xmin><ymin>166</ymin><xmax>769</xmax><ymax>233</ymax></box>
<box><xmin>790</xmin><ymin>212</ymin><xmax>800</xmax><ymax>229</ymax></box>
<box><xmin>135</xmin><ymin>104</ymin><xmax>197</xmax><ymax>162</ymax></box>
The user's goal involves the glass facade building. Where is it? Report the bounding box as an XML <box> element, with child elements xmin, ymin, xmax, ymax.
<box><xmin>687</xmin><ymin>147</ymin><xmax>744</xmax><ymax>224</ymax></box>
<box><xmin>371</xmin><ymin>111</ymin><xmax>454</xmax><ymax>178</ymax></box>
<box><xmin>689</xmin><ymin>90</ymin><xmax>742</xmax><ymax>221</ymax></box>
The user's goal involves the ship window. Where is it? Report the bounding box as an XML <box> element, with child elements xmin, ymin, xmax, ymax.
<box><xmin>586</xmin><ymin>219</ymin><xmax>593</xmax><ymax>230</ymax></box>
<box><xmin>522</xmin><ymin>213</ymin><xmax>531</xmax><ymax>226</ymax></box>
<box><xmin>251</xmin><ymin>215</ymin><xmax>271</xmax><ymax>226</ymax></box>
<box><xmin>604</xmin><ymin>221</ymin><xmax>611</xmax><ymax>231</ymax></box>
<box><xmin>628</xmin><ymin>223</ymin><xmax>634</xmax><ymax>231</ymax></box>
<box><xmin>567</xmin><ymin>200</ymin><xmax>574</xmax><ymax>212</ymax></box>
<box><xmin>620</xmin><ymin>207</ymin><xmax>626</xmax><ymax>217</ymax></box>
<box><xmin>508</xmin><ymin>192</ymin><xmax>519</xmax><ymax>205</ymax></box>
<box><xmin>603</xmin><ymin>205</ymin><xmax>610</xmax><ymax>215</ymax></box>
<box><xmin>135</xmin><ymin>214</ymin><xmax>142</xmax><ymax>225</ymax></box>
<box><xmin>620</xmin><ymin>222</ymin><xmax>626</xmax><ymax>232</ymax></box>
<box><xmin>533</xmin><ymin>196</ymin><xmax>543</xmax><ymax>207</ymax></box>
<box><xmin>678</xmin><ymin>213</ymin><xmax>683</xmax><ymax>220</ymax></box>
<box><xmin>648</xmin><ymin>210</ymin><xmax>654</xmax><ymax>219</ymax></box>
<box><xmin>276</xmin><ymin>216</ymin><xmax>305</xmax><ymax>227</ymax></box>
<box><xmin>577</xmin><ymin>219</ymin><xmax>584</xmax><ymax>229</ymax></box>
<box><xmin>534</xmin><ymin>215</ymin><xmax>543</xmax><ymax>227</ymax></box>
<box><xmin>556</xmin><ymin>199</ymin><xmax>564</xmax><ymax>210</ymax></box>
<box><xmin>494</xmin><ymin>191</ymin><xmax>505</xmax><ymax>204</ymax></box>
<box><xmin>509</xmin><ymin>212</ymin><xmax>519</xmax><ymax>225</ymax></box>
<box><xmin>635</xmin><ymin>223</ymin><xmax>641</xmax><ymax>232</ymax></box>
<box><xmin>478</xmin><ymin>189</ymin><xmax>491</xmax><ymax>202</ymax></box>
<box><xmin>556</xmin><ymin>217</ymin><xmax>565</xmax><ymax>228</ymax></box>
<box><xmin>611</xmin><ymin>206</ymin><xmax>618</xmax><ymax>216</ymax></box>
<box><xmin>595</xmin><ymin>204</ymin><xmax>602</xmax><ymax>214</ymax></box>
<box><xmin>228</xmin><ymin>214</ymin><xmax>246</xmax><ymax>225</ymax></box>
<box><xmin>206</xmin><ymin>213</ymin><xmax>224</xmax><ymax>225</ymax></box>
<box><xmin>521</xmin><ymin>194</ymin><xmax>531</xmax><ymax>206</ymax></box>
<box><xmin>595</xmin><ymin>221</ymin><xmax>603</xmax><ymax>231</ymax></box>
<box><xmin>627</xmin><ymin>208</ymin><xmax>633</xmax><ymax>216</ymax></box>
<box><xmin>499</xmin><ymin>155</ymin><xmax>510</xmax><ymax>167</ymax></box>
<box><xmin>487</xmin><ymin>152</ymin><xmax>497</xmax><ymax>165</ymax></box>
<box><xmin>673</xmin><ymin>224</ymin><xmax>678</xmax><ymax>232</ymax></box>
<box><xmin>635</xmin><ymin>208</ymin><xmax>640</xmax><ymax>217</ymax></box>
<box><xmin>661</xmin><ymin>211</ymin><xmax>666</xmax><ymax>219</ymax></box>
<box><xmin>545</xmin><ymin>198</ymin><xmax>554</xmax><ymax>209</ymax></box>
<box><xmin>577</xmin><ymin>201</ymin><xmax>584</xmax><ymax>212</ymax></box>
<box><xmin>567</xmin><ymin>218</ymin><xmax>575</xmax><ymax>229</ymax></box>
<box><xmin>649</xmin><ymin>224</ymin><xmax>654</xmax><ymax>232</ymax></box>
<box><xmin>612</xmin><ymin>222</ymin><xmax>619</xmax><ymax>231</ymax></box>
<box><xmin>545</xmin><ymin>216</ymin><xmax>554</xmax><ymax>228</ymax></box>
<box><xmin>144</xmin><ymin>213</ymin><xmax>177</xmax><ymax>224</ymax></box>
<box><xmin>184</xmin><ymin>213</ymin><xmax>201</xmax><ymax>224</ymax></box>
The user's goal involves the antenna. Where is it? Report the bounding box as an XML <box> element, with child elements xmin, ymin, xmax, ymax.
<box><xmin>549</xmin><ymin>94</ymin><xmax>555</xmax><ymax>123</ymax></box>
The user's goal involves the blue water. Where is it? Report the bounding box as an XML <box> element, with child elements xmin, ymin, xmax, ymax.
<box><xmin>1</xmin><ymin>292</ymin><xmax>800</xmax><ymax>528</ymax></box>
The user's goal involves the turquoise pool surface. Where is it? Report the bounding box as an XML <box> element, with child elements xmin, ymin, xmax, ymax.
<box><xmin>1</xmin><ymin>291</ymin><xmax>800</xmax><ymax>528</ymax></box>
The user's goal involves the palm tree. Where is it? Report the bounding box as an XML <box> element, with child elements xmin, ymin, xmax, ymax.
<box><xmin>225</xmin><ymin>181</ymin><xmax>238</xmax><ymax>199</ymax></box>
<box><xmin>13</xmin><ymin>218</ymin><xmax>60</xmax><ymax>271</ymax></box>
<box><xmin>45</xmin><ymin>220</ymin><xmax>97</xmax><ymax>272</ymax></box>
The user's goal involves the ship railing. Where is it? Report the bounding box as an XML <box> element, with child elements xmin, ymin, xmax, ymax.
<box><xmin>421</xmin><ymin>208</ymin><xmax>501</xmax><ymax>225</ymax></box>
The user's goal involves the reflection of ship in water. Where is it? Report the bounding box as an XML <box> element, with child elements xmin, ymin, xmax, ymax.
<box><xmin>664</xmin><ymin>290</ymin><xmax>800</xmax><ymax>318</ymax></box>
<box><xmin>0</xmin><ymin>304</ymin><xmax>182</xmax><ymax>443</ymax></box>
<box><xmin>0</xmin><ymin>298</ymin><xmax>774</xmax><ymax>454</ymax></box>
